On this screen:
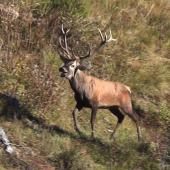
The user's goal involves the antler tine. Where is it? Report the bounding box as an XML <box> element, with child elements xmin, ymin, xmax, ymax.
<box><xmin>98</xmin><ymin>29</ymin><xmax>117</xmax><ymax>46</ymax></box>
<box><xmin>59</xmin><ymin>37</ymin><xmax>66</xmax><ymax>51</ymax></box>
<box><xmin>60</xmin><ymin>24</ymin><xmax>71</xmax><ymax>59</ymax></box>
<box><xmin>59</xmin><ymin>37</ymin><xmax>70</xmax><ymax>58</ymax></box>
<box><xmin>104</xmin><ymin>32</ymin><xmax>107</xmax><ymax>42</ymax></box>
<box><xmin>61</xmin><ymin>24</ymin><xmax>70</xmax><ymax>35</ymax></box>
<box><xmin>71</xmin><ymin>48</ymin><xmax>78</xmax><ymax>59</ymax></box>
<box><xmin>61</xmin><ymin>24</ymin><xmax>65</xmax><ymax>34</ymax></box>
<box><xmin>99</xmin><ymin>29</ymin><xmax>117</xmax><ymax>44</ymax></box>
<box><xmin>79</xmin><ymin>29</ymin><xmax>116</xmax><ymax>60</ymax></box>
<box><xmin>79</xmin><ymin>47</ymin><xmax>91</xmax><ymax>60</ymax></box>
<box><xmin>86</xmin><ymin>28</ymin><xmax>117</xmax><ymax>56</ymax></box>
<box><xmin>98</xmin><ymin>28</ymin><xmax>104</xmax><ymax>42</ymax></box>
<box><xmin>106</xmin><ymin>30</ymin><xmax>117</xmax><ymax>42</ymax></box>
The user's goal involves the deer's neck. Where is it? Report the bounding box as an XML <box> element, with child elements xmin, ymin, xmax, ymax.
<box><xmin>69</xmin><ymin>69</ymin><xmax>86</xmax><ymax>93</ymax></box>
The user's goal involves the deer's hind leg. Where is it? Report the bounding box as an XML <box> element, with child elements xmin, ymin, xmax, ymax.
<box><xmin>122</xmin><ymin>105</ymin><xmax>141</xmax><ymax>141</ymax></box>
<box><xmin>109</xmin><ymin>107</ymin><xmax>125</xmax><ymax>140</ymax></box>
<box><xmin>90</xmin><ymin>104</ymin><xmax>98</xmax><ymax>139</ymax></box>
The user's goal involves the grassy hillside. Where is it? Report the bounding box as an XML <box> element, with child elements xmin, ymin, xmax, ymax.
<box><xmin>0</xmin><ymin>0</ymin><xmax>170</xmax><ymax>169</ymax></box>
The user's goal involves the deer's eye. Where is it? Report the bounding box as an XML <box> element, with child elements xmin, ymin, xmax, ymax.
<box><xmin>71</xmin><ymin>65</ymin><xmax>75</xmax><ymax>68</ymax></box>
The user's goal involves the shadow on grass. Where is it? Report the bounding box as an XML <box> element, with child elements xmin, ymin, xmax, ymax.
<box><xmin>0</xmin><ymin>93</ymin><xmax>21</xmax><ymax>121</ymax></box>
<box><xmin>0</xmin><ymin>93</ymin><xmax>110</xmax><ymax>146</ymax></box>
<box><xmin>1</xmin><ymin>93</ymin><xmax>159</xmax><ymax>169</ymax></box>
<box><xmin>0</xmin><ymin>94</ymin><xmax>117</xmax><ymax>167</ymax></box>
<box><xmin>23</xmin><ymin>111</ymin><xmax>158</xmax><ymax>169</ymax></box>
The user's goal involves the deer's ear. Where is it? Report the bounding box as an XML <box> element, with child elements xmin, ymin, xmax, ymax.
<box><xmin>77</xmin><ymin>65</ymin><xmax>87</xmax><ymax>70</ymax></box>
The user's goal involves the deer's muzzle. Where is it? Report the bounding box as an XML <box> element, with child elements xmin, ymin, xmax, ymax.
<box><xmin>59</xmin><ymin>67</ymin><xmax>68</xmax><ymax>77</ymax></box>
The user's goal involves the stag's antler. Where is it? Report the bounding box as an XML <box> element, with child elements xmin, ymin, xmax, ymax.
<box><xmin>79</xmin><ymin>29</ymin><xmax>117</xmax><ymax>60</ymax></box>
<box><xmin>98</xmin><ymin>29</ymin><xmax>117</xmax><ymax>44</ymax></box>
<box><xmin>59</xmin><ymin>25</ymin><xmax>117</xmax><ymax>60</ymax></box>
<box><xmin>59</xmin><ymin>24</ymin><xmax>72</xmax><ymax>59</ymax></box>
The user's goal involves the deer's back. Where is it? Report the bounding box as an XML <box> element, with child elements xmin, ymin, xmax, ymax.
<box><xmin>77</xmin><ymin>75</ymin><xmax>131</xmax><ymax>108</ymax></box>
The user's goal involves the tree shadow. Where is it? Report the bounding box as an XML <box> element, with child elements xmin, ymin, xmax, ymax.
<box><xmin>0</xmin><ymin>93</ymin><xmax>21</xmax><ymax>121</ymax></box>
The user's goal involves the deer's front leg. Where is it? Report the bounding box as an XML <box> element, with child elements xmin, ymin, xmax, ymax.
<box><xmin>90</xmin><ymin>105</ymin><xmax>97</xmax><ymax>139</ymax></box>
<box><xmin>72</xmin><ymin>104</ymin><xmax>83</xmax><ymax>134</ymax></box>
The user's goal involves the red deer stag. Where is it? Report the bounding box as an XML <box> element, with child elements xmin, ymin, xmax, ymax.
<box><xmin>59</xmin><ymin>25</ymin><xmax>141</xmax><ymax>141</ymax></box>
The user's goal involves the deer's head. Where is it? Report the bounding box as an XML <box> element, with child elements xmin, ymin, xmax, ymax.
<box><xmin>59</xmin><ymin>57</ymin><xmax>87</xmax><ymax>80</ymax></box>
<box><xmin>59</xmin><ymin>25</ymin><xmax>117</xmax><ymax>80</ymax></box>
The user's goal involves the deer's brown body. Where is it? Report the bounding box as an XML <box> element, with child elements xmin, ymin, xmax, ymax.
<box><xmin>59</xmin><ymin>26</ymin><xmax>141</xmax><ymax>140</ymax></box>
<box><xmin>70</xmin><ymin>70</ymin><xmax>131</xmax><ymax>109</ymax></box>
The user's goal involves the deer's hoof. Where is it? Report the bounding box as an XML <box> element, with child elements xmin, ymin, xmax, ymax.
<box><xmin>75</xmin><ymin>128</ymin><xmax>82</xmax><ymax>134</ymax></box>
<box><xmin>109</xmin><ymin>135</ymin><xmax>116</xmax><ymax>142</ymax></box>
<box><xmin>138</xmin><ymin>135</ymin><xmax>142</xmax><ymax>141</ymax></box>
